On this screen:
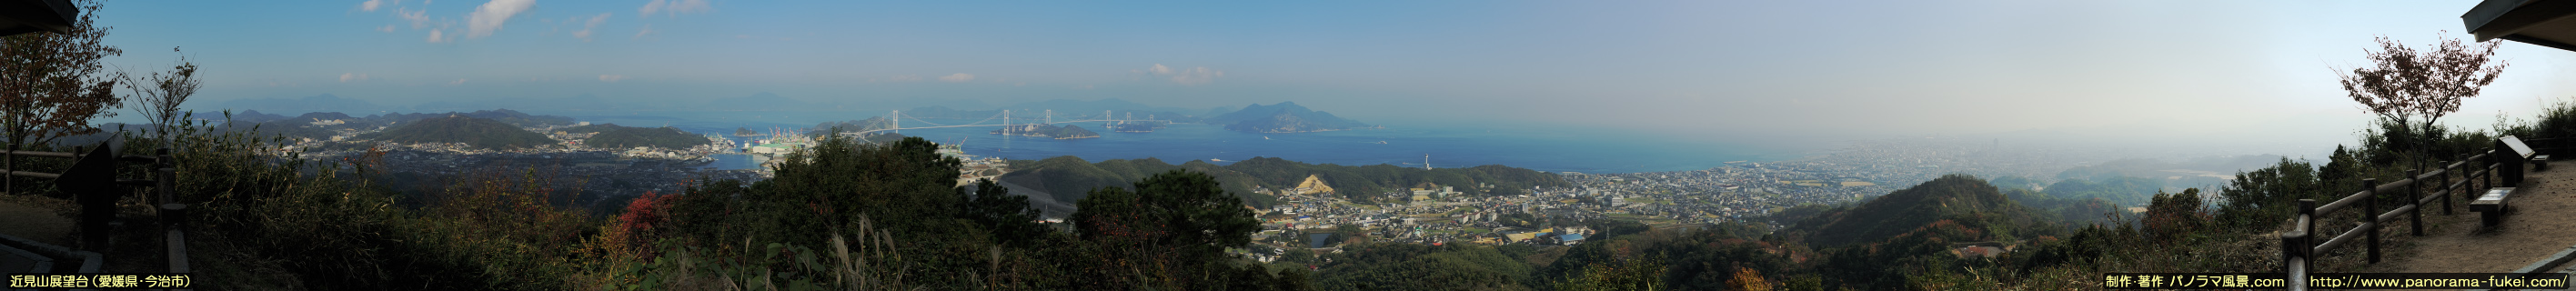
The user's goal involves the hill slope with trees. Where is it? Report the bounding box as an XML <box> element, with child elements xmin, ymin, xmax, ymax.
<box><xmin>356</xmin><ymin>115</ymin><xmax>554</xmax><ymax>150</ymax></box>
<box><xmin>1207</xmin><ymin>102</ymin><xmax>1371</xmax><ymax>133</ymax></box>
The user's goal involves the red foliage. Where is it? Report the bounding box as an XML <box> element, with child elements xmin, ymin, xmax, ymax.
<box><xmin>615</xmin><ymin>191</ymin><xmax>682</xmax><ymax>256</ymax></box>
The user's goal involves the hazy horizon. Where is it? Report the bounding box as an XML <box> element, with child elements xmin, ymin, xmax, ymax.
<box><xmin>88</xmin><ymin>0</ymin><xmax>2576</xmax><ymax>161</ymax></box>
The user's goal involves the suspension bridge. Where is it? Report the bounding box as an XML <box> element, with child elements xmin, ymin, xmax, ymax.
<box><xmin>836</xmin><ymin>109</ymin><xmax>1156</xmax><ymax>136</ymax></box>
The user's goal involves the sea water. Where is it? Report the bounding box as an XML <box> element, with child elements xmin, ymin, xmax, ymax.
<box><xmin>543</xmin><ymin>110</ymin><xmax>1782</xmax><ymax>174</ymax></box>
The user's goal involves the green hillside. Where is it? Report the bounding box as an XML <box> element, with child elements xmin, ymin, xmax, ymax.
<box><xmin>1223</xmin><ymin>156</ymin><xmax>1568</xmax><ymax>200</ymax></box>
<box><xmin>1778</xmin><ymin>174</ymin><xmax>2053</xmax><ymax>247</ymax></box>
<box><xmin>357</xmin><ymin>115</ymin><xmax>555</xmax><ymax>150</ymax></box>
<box><xmin>1000</xmin><ymin>156</ymin><xmax>1273</xmax><ymax>207</ymax></box>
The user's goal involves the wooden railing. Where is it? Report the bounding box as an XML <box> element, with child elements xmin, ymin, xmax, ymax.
<box><xmin>2</xmin><ymin>140</ymin><xmax>189</xmax><ymax>275</ymax></box>
<box><xmin>2279</xmin><ymin>140</ymin><xmax>2525</xmax><ymax>291</ymax></box>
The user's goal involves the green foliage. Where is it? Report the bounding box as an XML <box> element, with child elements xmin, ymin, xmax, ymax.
<box><xmin>968</xmin><ymin>179</ymin><xmax>1051</xmax><ymax>247</ymax></box>
<box><xmin>1779</xmin><ymin>175</ymin><xmax>2048</xmax><ymax>247</ymax></box>
<box><xmin>1062</xmin><ymin>170</ymin><xmax>1301</xmax><ymax>290</ymax></box>
<box><xmin>2141</xmin><ymin>188</ymin><xmax>2208</xmax><ymax>241</ymax></box>
<box><xmin>2497</xmin><ymin>99</ymin><xmax>2576</xmax><ymax>139</ymax></box>
<box><xmin>1551</xmin><ymin>256</ymin><xmax>1665</xmax><ymax>291</ymax></box>
<box><xmin>1986</xmin><ymin>176</ymin><xmax>2043</xmax><ymax>192</ymax></box>
<box><xmin>358</xmin><ymin>115</ymin><xmax>555</xmax><ymax>150</ymax></box>
<box><xmin>122</xmin><ymin>113</ymin><xmax>518</xmax><ymax>289</ymax></box>
<box><xmin>1313</xmin><ymin>244</ymin><xmax>1535</xmax><ymax>290</ymax></box>
<box><xmin>2040</xmin><ymin>176</ymin><xmax>2163</xmax><ymax>206</ymax></box>
<box><xmin>1763</xmin><ymin>203</ymin><xmax>1835</xmax><ymax>226</ymax></box>
<box><xmin>1539</xmin><ymin>227</ymin><xmax>1793</xmax><ymax>291</ymax></box>
<box><xmin>1584</xmin><ymin>219</ymin><xmax>1650</xmax><ymax>240</ymax></box>
<box><xmin>402</xmin><ymin>167</ymin><xmax>605</xmax><ymax>289</ymax></box>
<box><xmin>584</xmin><ymin>125</ymin><xmax>707</xmax><ymax>150</ymax></box>
<box><xmin>2215</xmin><ymin>157</ymin><xmax>2323</xmax><ymax>227</ymax></box>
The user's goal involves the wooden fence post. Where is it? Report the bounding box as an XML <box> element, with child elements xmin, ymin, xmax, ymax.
<box><xmin>2297</xmin><ymin>198</ymin><xmax>2318</xmax><ymax>272</ymax></box>
<box><xmin>2363</xmin><ymin>177</ymin><xmax>2380</xmax><ymax>264</ymax></box>
<box><xmin>2408</xmin><ymin>169</ymin><xmax>2422</xmax><ymax>236</ymax></box>
<box><xmin>2441</xmin><ymin>156</ymin><xmax>2462</xmax><ymax>216</ymax></box>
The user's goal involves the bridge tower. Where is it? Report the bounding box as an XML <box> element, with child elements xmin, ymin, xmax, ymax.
<box><xmin>1045</xmin><ymin>109</ymin><xmax>1052</xmax><ymax>125</ymax></box>
<box><xmin>891</xmin><ymin>110</ymin><xmax>900</xmax><ymax>134</ymax></box>
<box><xmin>1003</xmin><ymin>110</ymin><xmax>1011</xmax><ymax>136</ymax></box>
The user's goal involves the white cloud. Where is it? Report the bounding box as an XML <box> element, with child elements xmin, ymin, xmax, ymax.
<box><xmin>639</xmin><ymin>0</ymin><xmax>710</xmax><ymax>17</ymax></box>
<box><xmin>377</xmin><ymin>25</ymin><xmax>396</xmax><ymax>33</ymax></box>
<box><xmin>1143</xmin><ymin>64</ymin><xmax>1223</xmax><ymax>85</ymax></box>
<box><xmin>360</xmin><ymin>0</ymin><xmax>384</xmax><ymax>12</ymax></box>
<box><xmin>599</xmin><ymin>75</ymin><xmax>626</xmax><ymax>82</ymax></box>
<box><xmin>448</xmin><ymin>78</ymin><xmax>468</xmax><ymax>85</ymax></box>
<box><xmin>572</xmin><ymin>13</ymin><xmax>609</xmax><ymax>41</ymax></box>
<box><xmin>427</xmin><ymin>29</ymin><xmax>448</xmax><ymax>43</ymax></box>
<box><xmin>339</xmin><ymin>73</ymin><xmax>371</xmax><ymax>83</ymax></box>
<box><xmin>940</xmin><ymin>73</ymin><xmax>975</xmax><ymax>83</ymax></box>
<box><xmin>397</xmin><ymin>7</ymin><xmax>432</xmax><ymax>28</ymax></box>
<box><xmin>466</xmin><ymin>0</ymin><xmax>535</xmax><ymax>38</ymax></box>
<box><xmin>890</xmin><ymin>75</ymin><xmax>922</xmax><ymax>82</ymax></box>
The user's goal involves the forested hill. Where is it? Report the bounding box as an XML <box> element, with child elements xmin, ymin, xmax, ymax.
<box><xmin>357</xmin><ymin>115</ymin><xmax>555</xmax><ymax>150</ymax></box>
<box><xmin>376</xmin><ymin>109</ymin><xmax>575</xmax><ymax>127</ymax></box>
<box><xmin>1206</xmin><ymin>102</ymin><xmax>1370</xmax><ymax>133</ymax></box>
<box><xmin>998</xmin><ymin>156</ymin><xmax>1570</xmax><ymax>207</ymax></box>
<box><xmin>1001</xmin><ymin>156</ymin><xmax>1273</xmax><ymax>207</ymax></box>
<box><xmin>1777</xmin><ymin>175</ymin><xmax>2057</xmax><ymax>247</ymax></box>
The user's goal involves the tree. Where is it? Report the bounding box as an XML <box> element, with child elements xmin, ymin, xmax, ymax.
<box><xmin>964</xmin><ymin>178</ymin><xmax>1050</xmax><ymax>247</ymax></box>
<box><xmin>0</xmin><ymin>0</ymin><xmax>122</xmax><ymax>150</ymax></box>
<box><xmin>1069</xmin><ymin>169</ymin><xmax>1263</xmax><ymax>289</ymax></box>
<box><xmin>2337</xmin><ymin>34</ymin><xmax>2506</xmax><ymax>159</ymax></box>
<box><xmin>126</xmin><ymin>46</ymin><xmax>199</xmax><ymax>144</ymax></box>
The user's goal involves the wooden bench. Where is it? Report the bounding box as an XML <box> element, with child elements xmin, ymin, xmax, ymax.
<box><xmin>2474</xmin><ymin>187</ymin><xmax>2517</xmax><ymax>227</ymax></box>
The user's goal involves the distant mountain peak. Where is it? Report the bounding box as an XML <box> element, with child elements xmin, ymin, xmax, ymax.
<box><xmin>1210</xmin><ymin>102</ymin><xmax>1367</xmax><ymax>134</ymax></box>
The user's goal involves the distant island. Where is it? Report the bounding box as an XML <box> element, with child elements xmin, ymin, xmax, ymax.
<box><xmin>356</xmin><ymin>115</ymin><xmax>556</xmax><ymax>150</ymax></box>
<box><xmin>991</xmin><ymin>124</ymin><xmax>1100</xmax><ymax>139</ymax></box>
<box><xmin>733</xmin><ymin>127</ymin><xmax>763</xmax><ymax>136</ymax></box>
<box><xmin>1205</xmin><ymin>102</ymin><xmax>1372</xmax><ymax>134</ymax></box>
<box><xmin>568</xmin><ymin>124</ymin><xmax>711</xmax><ymax>150</ymax></box>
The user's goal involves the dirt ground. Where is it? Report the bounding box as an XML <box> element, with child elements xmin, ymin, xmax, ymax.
<box><xmin>2372</xmin><ymin>165</ymin><xmax>2576</xmax><ymax>273</ymax></box>
<box><xmin>0</xmin><ymin>195</ymin><xmax>75</xmax><ymax>246</ymax></box>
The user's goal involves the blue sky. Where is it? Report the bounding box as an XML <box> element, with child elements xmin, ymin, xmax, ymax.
<box><xmin>86</xmin><ymin>0</ymin><xmax>2576</xmax><ymax>155</ymax></box>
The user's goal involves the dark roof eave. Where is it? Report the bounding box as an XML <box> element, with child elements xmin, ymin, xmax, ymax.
<box><xmin>2502</xmin><ymin>34</ymin><xmax>2576</xmax><ymax>51</ymax></box>
<box><xmin>0</xmin><ymin>0</ymin><xmax>76</xmax><ymax>36</ymax></box>
<box><xmin>2463</xmin><ymin>0</ymin><xmax>2576</xmax><ymax>52</ymax></box>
